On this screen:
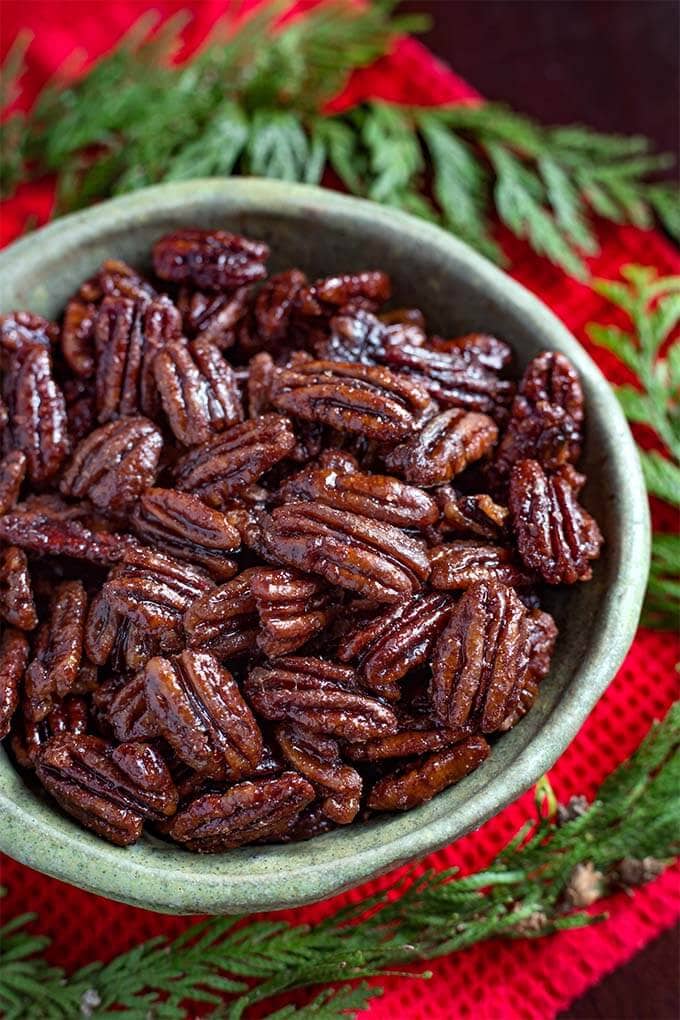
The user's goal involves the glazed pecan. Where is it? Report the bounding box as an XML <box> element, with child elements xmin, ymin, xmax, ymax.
<box><xmin>247</xmin><ymin>352</ymin><xmax>275</xmax><ymax>417</ymax></box>
<box><xmin>499</xmin><ymin>608</ymin><xmax>558</xmax><ymax>731</ymax></box>
<box><xmin>168</xmin><ymin>772</ymin><xmax>315</xmax><ymax>852</ymax></box>
<box><xmin>430</xmin><ymin>333</ymin><xmax>512</xmax><ymax>373</ymax></box>
<box><xmin>295</xmin><ymin>271</ymin><xmax>390</xmax><ymax>319</ymax></box>
<box><xmin>63</xmin><ymin>377</ymin><xmax>97</xmax><ymax>443</ymax></box>
<box><xmin>173</xmin><ymin>414</ymin><xmax>296</xmax><ymax>505</ymax></box>
<box><xmin>385</xmin><ymin>409</ymin><xmax>498</xmax><ymax>487</ymax></box>
<box><xmin>269</xmin><ymin>360</ymin><xmax>433</xmax><ymax>443</ymax></box>
<box><xmin>3</xmin><ymin>345</ymin><xmax>70</xmax><ymax>484</ymax></box>
<box><xmin>153</xmin><ymin>229</ymin><xmax>269</xmax><ymax>291</ymax></box>
<box><xmin>315</xmin><ymin>308</ymin><xmax>389</xmax><ymax>364</ymax></box>
<box><xmin>437</xmin><ymin>489</ymin><xmax>508</xmax><ymax>542</ymax></box>
<box><xmin>99</xmin><ymin>674</ymin><xmax>158</xmax><ymax>743</ymax></box>
<box><xmin>366</xmin><ymin>735</ymin><xmax>490</xmax><ymax>811</ymax></box>
<box><xmin>0</xmin><ymin>545</ymin><xmax>37</xmax><ymax>630</ymax></box>
<box><xmin>0</xmin><ymin>450</ymin><xmax>27</xmax><ymax>514</ymax></box>
<box><xmin>183</xmin><ymin>571</ymin><xmax>259</xmax><ymax>658</ymax></box>
<box><xmin>278</xmin><ymin>463</ymin><xmax>438</xmax><ymax>530</ymax></box>
<box><xmin>337</xmin><ymin>593</ymin><xmax>452</xmax><ymax>696</ymax></box>
<box><xmin>178</xmin><ymin>285</ymin><xmax>250</xmax><ymax>348</ymax></box>
<box><xmin>509</xmin><ymin>460</ymin><xmax>603</xmax><ymax>584</ymax></box>
<box><xmin>275</xmin><ymin>724</ymin><xmax>362</xmax><ymax>823</ymax></box>
<box><xmin>60</xmin><ymin>417</ymin><xmax>162</xmax><ymax>517</ymax></box>
<box><xmin>262</xmin><ymin>502</ymin><xmax>430</xmax><ymax>603</ymax></box>
<box><xmin>132</xmin><ymin>488</ymin><xmax>240</xmax><ymax>580</ymax></box>
<box><xmin>429</xmin><ymin>540</ymin><xmax>535</xmax><ymax>591</ymax></box>
<box><xmin>0</xmin><ymin>502</ymin><xmax>136</xmax><ymax>565</ymax></box>
<box><xmin>250</xmin><ymin>567</ymin><xmax>333</xmax><ymax>657</ymax></box>
<box><xmin>36</xmin><ymin>734</ymin><xmax>177</xmax><ymax>846</ymax></box>
<box><xmin>0</xmin><ymin>627</ymin><xmax>28</xmax><ymax>739</ymax></box>
<box><xmin>142</xmin><ymin>650</ymin><xmax>262</xmax><ymax>779</ymax></box>
<box><xmin>238</xmin><ymin>270</ymin><xmax>307</xmax><ymax>355</ymax></box>
<box><xmin>432</xmin><ymin>581</ymin><xmax>533</xmax><ymax>732</ymax></box>
<box><xmin>153</xmin><ymin>337</ymin><xmax>244</xmax><ymax>446</ymax></box>
<box><xmin>12</xmin><ymin>693</ymin><xmax>89</xmax><ymax>769</ymax></box>
<box><xmin>346</xmin><ymin>720</ymin><xmax>466</xmax><ymax>762</ymax></box>
<box><xmin>0</xmin><ymin>311</ymin><xmax>56</xmax><ymax>355</ymax></box>
<box><xmin>245</xmin><ymin>656</ymin><xmax>397</xmax><ymax>741</ymax></box>
<box><xmin>24</xmin><ymin>580</ymin><xmax>88</xmax><ymax>720</ymax></box>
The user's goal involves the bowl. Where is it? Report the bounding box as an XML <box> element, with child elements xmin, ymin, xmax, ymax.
<box><xmin>0</xmin><ymin>179</ymin><xmax>649</xmax><ymax>915</ymax></box>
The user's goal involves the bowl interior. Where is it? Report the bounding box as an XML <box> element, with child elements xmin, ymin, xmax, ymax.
<box><xmin>0</xmin><ymin>179</ymin><xmax>648</xmax><ymax>914</ymax></box>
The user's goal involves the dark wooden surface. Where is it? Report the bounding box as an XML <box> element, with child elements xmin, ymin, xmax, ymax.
<box><xmin>399</xmin><ymin>2</ymin><xmax>679</xmax><ymax>1017</ymax></box>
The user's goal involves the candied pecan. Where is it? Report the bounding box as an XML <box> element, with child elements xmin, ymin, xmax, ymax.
<box><xmin>178</xmin><ymin>285</ymin><xmax>250</xmax><ymax>347</ymax></box>
<box><xmin>270</xmin><ymin>359</ymin><xmax>433</xmax><ymax>443</ymax></box>
<box><xmin>0</xmin><ymin>503</ymin><xmax>135</xmax><ymax>565</ymax></box>
<box><xmin>295</xmin><ymin>271</ymin><xmax>390</xmax><ymax>319</ymax></box>
<box><xmin>154</xmin><ymin>337</ymin><xmax>244</xmax><ymax>446</ymax></box>
<box><xmin>143</xmin><ymin>650</ymin><xmax>262</xmax><ymax>778</ymax></box>
<box><xmin>245</xmin><ymin>656</ymin><xmax>397</xmax><ymax>742</ymax></box>
<box><xmin>63</xmin><ymin>378</ymin><xmax>97</xmax><ymax>442</ymax></box>
<box><xmin>104</xmin><ymin>545</ymin><xmax>213</xmax><ymax>650</ymax></box>
<box><xmin>106</xmin><ymin>674</ymin><xmax>159</xmax><ymax>742</ymax></box>
<box><xmin>509</xmin><ymin>460</ymin><xmax>603</xmax><ymax>584</ymax></box>
<box><xmin>12</xmin><ymin>693</ymin><xmax>89</xmax><ymax>768</ymax></box>
<box><xmin>168</xmin><ymin>772</ymin><xmax>315</xmax><ymax>852</ymax></box>
<box><xmin>3</xmin><ymin>345</ymin><xmax>70</xmax><ymax>484</ymax></box>
<box><xmin>275</xmin><ymin>724</ymin><xmax>361</xmax><ymax>824</ymax></box>
<box><xmin>429</xmin><ymin>540</ymin><xmax>535</xmax><ymax>591</ymax></box>
<box><xmin>250</xmin><ymin>567</ymin><xmax>333</xmax><ymax>657</ymax></box>
<box><xmin>60</xmin><ymin>417</ymin><xmax>162</xmax><ymax>516</ymax></box>
<box><xmin>0</xmin><ymin>627</ymin><xmax>28</xmax><ymax>739</ymax></box>
<box><xmin>385</xmin><ymin>409</ymin><xmax>498</xmax><ymax>487</ymax></box>
<box><xmin>238</xmin><ymin>270</ymin><xmax>307</xmax><ymax>355</ymax></box>
<box><xmin>338</xmin><ymin>592</ymin><xmax>451</xmax><ymax>696</ymax></box>
<box><xmin>262</xmin><ymin>502</ymin><xmax>430</xmax><ymax>603</ymax></box>
<box><xmin>0</xmin><ymin>545</ymin><xmax>37</xmax><ymax>630</ymax></box>
<box><xmin>24</xmin><ymin>580</ymin><xmax>88</xmax><ymax>720</ymax></box>
<box><xmin>277</xmin><ymin>802</ymin><xmax>338</xmax><ymax>842</ymax></box>
<box><xmin>0</xmin><ymin>311</ymin><xmax>56</xmax><ymax>356</ymax></box>
<box><xmin>366</xmin><ymin>735</ymin><xmax>490</xmax><ymax>811</ymax></box>
<box><xmin>132</xmin><ymin>488</ymin><xmax>240</xmax><ymax>580</ymax></box>
<box><xmin>437</xmin><ymin>489</ymin><xmax>508</xmax><ymax>541</ymax></box>
<box><xmin>499</xmin><ymin>608</ymin><xmax>558</xmax><ymax>731</ymax></box>
<box><xmin>183</xmin><ymin>570</ymin><xmax>259</xmax><ymax>658</ymax></box>
<box><xmin>153</xmin><ymin>229</ymin><xmax>269</xmax><ymax>291</ymax></box>
<box><xmin>315</xmin><ymin>308</ymin><xmax>389</xmax><ymax>364</ymax></box>
<box><xmin>36</xmin><ymin>734</ymin><xmax>177</xmax><ymax>846</ymax></box>
<box><xmin>247</xmin><ymin>352</ymin><xmax>275</xmax><ymax>417</ymax></box>
<box><xmin>278</xmin><ymin>463</ymin><xmax>438</xmax><ymax>530</ymax></box>
<box><xmin>430</xmin><ymin>333</ymin><xmax>513</xmax><ymax>373</ymax></box>
<box><xmin>174</xmin><ymin>414</ymin><xmax>295</xmax><ymax>505</ymax></box>
<box><xmin>432</xmin><ymin>581</ymin><xmax>534</xmax><ymax>732</ymax></box>
<box><xmin>0</xmin><ymin>450</ymin><xmax>27</xmax><ymax>514</ymax></box>
<box><xmin>346</xmin><ymin>721</ymin><xmax>466</xmax><ymax>762</ymax></box>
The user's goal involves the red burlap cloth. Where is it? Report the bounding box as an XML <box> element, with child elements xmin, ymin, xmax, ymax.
<box><xmin>1</xmin><ymin>4</ymin><xmax>679</xmax><ymax>1017</ymax></box>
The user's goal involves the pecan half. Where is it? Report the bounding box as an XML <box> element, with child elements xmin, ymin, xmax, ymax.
<box><xmin>250</xmin><ymin>567</ymin><xmax>333</xmax><ymax>657</ymax></box>
<box><xmin>499</xmin><ymin>608</ymin><xmax>558</xmax><ymax>731</ymax></box>
<box><xmin>295</xmin><ymin>271</ymin><xmax>390</xmax><ymax>320</ymax></box>
<box><xmin>0</xmin><ymin>311</ymin><xmax>56</xmax><ymax>355</ymax></box>
<box><xmin>366</xmin><ymin>735</ymin><xmax>490</xmax><ymax>811</ymax></box>
<box><xmin>238</xmin><ymin>270</ymin><xmax>307</xmax><ymax>355</ymax></box>
<box><xmin>275</xmin><ymin>724</ymin><xmax>362</xmax><ymax>824</ymax></box>
<box><xmin>429</xmin><ymin>540</ymin><xmax>535</xmax><ymax>591</ymax></box>
<box><xmin>346</xmin><ymin>720</ymin><xmax>466</xmax><ymax>762</ymax></box>
<box><xmin>12</xmin><ymin>693</ymin><xmax>89</xmax><ymax>768</ymax></box>
<box><xmin>24</xmin><ymin>580</ymin><xmax>88</xmax><ymax>720</ymax></box>
<box><xmin>179</xmin><ymin>285</ymin><xmax>250</xmax><ymax>348</ymax></box>
<box><xmin>0</xmin><ymin>546</ymin><xmax>37</xmax><ymax>630</ymax></box>
<box><xmin>315</xmin><ymin>308</ymin><xmax>390</xmax><ymax>364</ymax></box>
<box><xmin>3</xmin><ymin>345</ymin><xmax>70</xmax><ymax>484</ymax></box>
<box><xmin>183</xmin><ymin>570</ymin><xmax>259</xmax><ymax>659</ymax></box>
<box><xmin>430</xmin><ymin>333</ymin><xmax>512</xmax><ymax>372</ymax></box>
<box><xmin>385</xmin><ymin>409</ymin><xmax>498</xmax><ymax>487</ymax></box>
<box><xmin>153</xmin><ymin>229</ymin><xmax>269</xmax><ymax>291</ymax></box>
<box><xmin>0</xmin><ymin>627</ymin><xmax>28</xmax><ymax>738</ymax></box>
<box><xmin>437</xmin><ymin>489</ymin><xmax>508</xmax><ymax>542</ymax></box>
<box><xmin>0</xmin><ymin>503</ymin><xmax>136</xmax><ymax>565</ymax></box>
<box><xmin>0</xmin><ymin>450</ymin><xmax>27</xmax><ymax>514</ymax></box>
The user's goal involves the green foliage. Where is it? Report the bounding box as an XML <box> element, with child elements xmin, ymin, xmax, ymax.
<box><xmin>588</xmin><ymin>266</ymin><xmax>680</xmax><ymax>629</ymax></box>
<box><xmin>1</xmin><ymin>3</ymin><xmax>676</xmax><ymax>278</ymax></box>
<box><xmin>2</xmin><ymin>704</ymin><xmax>679</xmax><ymax>1019</ymax></box>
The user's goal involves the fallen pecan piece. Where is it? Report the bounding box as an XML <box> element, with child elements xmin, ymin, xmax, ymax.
<box><xmin>250</xmin><ymin>567</ymin><xmax>333</xmax><ymax>657</ymax></box>
<box><xmin>36</xmin><ymin>734</ymin><xmax>177</xmax><ymax>846</ymax></box>
<box><xmin>0</xmin><ymin>627</ymin><xmax>29</xmax><ymax>739</ymax></box>
<box><xmin>153</xmin><ymin>229</ymin><xmax>269</xmax><ymax>291</ymax></box>
<box><xmin>184</xmin><ymin>570</ymin><xmax>259</xmax><ymax>658</ymax></box>
<box><xmin>245</xmin><ymin>656</ymin><xmax>397</xmax><ymax>742</ymax></box>
<box><xmin>3</xmin><ymin>345</ymin><xmax>70</xmax><ymax>484</ymax></box>
<box><xmin>168</xmin><ymin>772</ymin><xmax>315</xmax><ymax>852</ymax></box>
<box><xmin>429</xmin><ymin>540</ymin><xmax>535</xmax><ymax>591</ymax></box>
<box><xmin>0</xmin><ymin>450</ymin><xmax>27</xmax><ymax>514</ymax></box>
<box><xmin>366</xmin><ymin>735</ymin><xmax>490</xmax><ymax>811</ymax></box>
<box><xmin>0</xmin><ymin>546</ymin><xmax>37</xmax><ymax>630</ymax></box>
<box><xmin>275</xmin><ymin>724</ymin><xmax>362</xmax><ymax>824</ymax></box>
<box><xmin>60</xmin><ymin>417</ymin><xmax>162</xmax><ymax>516</ymax></box>
<box><xmin>385</xmin><ymin>408</ymin><xmax>498</xmax><ymax>487</ymax></box>
<box><xmin>24</xmin><ymin>580</ymin><xmax>88</xmax><ymax>720</ymax></box>
<box><xmin>509</xmin><ymin>459</ymin><xmax>603</xmax><ymax>584</ymax></box>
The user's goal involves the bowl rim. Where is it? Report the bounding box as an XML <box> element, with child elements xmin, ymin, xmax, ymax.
<box><xmin>0</xmin><ymin>178</ymin><xmax>650</xmax><ymax>915</ymax></box>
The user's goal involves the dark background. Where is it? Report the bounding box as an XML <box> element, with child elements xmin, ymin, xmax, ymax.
<box><xmin>400</xmin><ymin>2</ymin><xmax>679</xmax><ymax>1018</ymax></box>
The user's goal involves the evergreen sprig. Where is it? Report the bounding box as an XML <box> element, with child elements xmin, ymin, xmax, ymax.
<box><xmin>588</xmin><ymin>266</ymin><xmax>680</xmax><ymax>629</ymax></box>
<box><xmin>1</xmin><ymin>2</ymin><xmax>677</xmax><ymax>278</ymax></box>
<box><xmin>2</xmin><ymin>702</ymin><xmax>678</xmax><ymax>1019</ymax></box>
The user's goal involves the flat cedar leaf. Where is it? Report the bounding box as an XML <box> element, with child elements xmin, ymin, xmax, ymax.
<box><xmin>164</xmin><ymin>101</ymin><xmax>249</xmax><ymax>180</ymax></box>
<box><xmin>614</xmin><ymin>385</ymin><xmax>656</xmax><ymax>426</ymax></box>
<box><xmin>586</xmin><ymin>324</ymin><xmax>640</xmax><ymax>373</ymax></box>
<box><xmin>579</xmin><ymin>177</ymin><xmax>627</xmax><ymax>222</ymax></box>
<box><xmin>648</xmin><ymin>183</ymin><xmax>680</xmax><ymax>242</ymax></box>
<box><xmin>547</xmin><ymin>125</ymin><xmax>651</xmax><ymax>158</ymax></box>
<box><xmin>591</xmin><ymin>278</ymin><xmax>639</xmax><ymax>314</ymax></box>
<box><xmin>245</xmin><ymin>109</ymin><xmax>309</xmax><ymax>181</ymax></box>
<box><xmin>649</xmin><ymin>294</ymin><xmax>680</xmax><ymax>351</ymax></box>
<box><xmin>538</xmin><ymin>155</ymin><xmax>599</xmax><ymax>253</ymax></box>
<box><xmin>638</xmin><ymin>450</ymin><xmax>680</xmax><ymax>506</ymax></box>
<box><xmin>312</xmin><ymin>116</ymin><xmax>364</xmax><ymax>193</ymax></box>
<box><xmin>362</xmin><ymin>102</ymin><xmax>422</xmax><ymax>204</ymax></box>
<box><xmin>603</xmin><ymin>177</ymin><xmax>654</xmax><ymax>229</ymax></box>
<box><xmin>666</xmin><ymin>340</ymin><xmax>680</xmax><ymax>392</ymax></box>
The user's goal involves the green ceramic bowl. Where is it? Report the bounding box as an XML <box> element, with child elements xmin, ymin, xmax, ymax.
<box><xmin>0</xmin><ymin>179</ymin><xmax>649</xmax><ymax>915</ymax></box>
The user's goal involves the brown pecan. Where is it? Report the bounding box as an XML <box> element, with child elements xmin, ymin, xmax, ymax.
<box><xmin>385</xmin><ymin>409</ymin><xmax>498</xmax><ymax>487</ymax></box>
<box><xmin>238</xmin><ymin>270</ymin><xmax>307</xmax><ymax>355</ymax></box>
<box><xmin>63</xmin><ymin>377</ymin><xmax>97</xmax><ymax>443</ymax></box>
<box><xmin>0</xmin><ymin>311</ymin><xmax>56</xmax><ymax>356</ymax></box>
<box><xmin>0</xmin><ymin>545</ymin><xmax>37</xmax><ymax>630</ymax></box>
<box><xmin>295</xmin><ymin>271</ymin><xmax>390</xmax><ymax>319</ymax></box>
<box><xmin>143</xmin><ymin>649</ymin><xmax>262</xmax><ymax>778</ymax></box>
<box><xmin>168</xmin><ymin>772</ymin><xmax>315</xmax><ymax>852</ymax></box>
<box><xmin>366</xmin><ymin>735</ymin><xmax>490</xmax><ymax>811</ymax></box>
<box><xmin>12</xmin><ymin>693</ymin><xmax>89</xmax><ymax>768</ymax></box>
<box><xmin>278</xmin><ymin>463</ymin><xmax>438</xmax><ymax>530</ymax></box>
<box><xmin>247</xmin><ymin>352</ymin><xmax>275</xmax><ymax>417</ymax></box>
<box><xmin>178</xmin><ymin>285</ymin><xmax>250</xmax><ymax>347</ymax></box>
<box><xmin>263</xmin><ymin>501</ymin><xmax>430</xmax><ymax>603</ymax></box>
<box><xmin>432</xmin><ymin>581</ymin><xmax>533</xmax><ymax>732</ymax></box>
<box><xmin>245</xmin><ymin>656</ymin><xmax>398</xmax><ymax>742</ymax></box>
<box><xmin>437</xmin><ymin>489</ymin><xmax>508</xmax><ymax>542</ymax></box>
<box><xmin>315</xmin><ymin>308</ymin><xmax>389</xmax><ymax>364</ymax></box>
<box><xmin>509</xmin><ymin>460</ymin><xmax>603</xmax><ymax>584</ymax></box>
<box><xmin>24</xmin><ymin>580</ymin><xmax>88</xmax><ymax>720</ymax></box>
<box><xmin>105</xmin><ymin>674</ymin><xmax>159</xmax><ymax>742</ymax></box>
<box><xmin>60</xmin><ymin>417</ymin><xmax>162</xmax><ymax>516</ymax></box>
<box><xmin>153</xmin><ymin>229</ymin><xmax>269</xmax><ymax>291</ymax></box>
<box><xmin>132</xmin><ymin>488</ymin><xmax>240</xmax><ymax>580</ymax></box>
<box><xmin>429</xmin><ymin>540</ymin><xmax>535</xmax><ymax>591</ymax></box>
<box><xmin>0</xmin><ymin>450</ymin><xmax>27</xmax><ymax>514</ymax></box>
<box><xmin>36</xmin><ymin>734</ymin><xmax>177</xmax><ymax>846</ymax></box>
<box><xmin>346</xmin><ymin>720</ymin><xmax>466</xmax><ymax>762</ymax></box>
<box><xmin>275</xmin><ymin>724</ymin><xmax>362</xmax><ymax>824</ymax></box>
<box><xmin>499</xmin><ymin>608</ymin><xmax>558</xmax><ymax>731</ymax></box>
<box><xmin>0</xmin><ymin>627</ymin><xmax>28</xmax><ymax>738</ymax></box>
<box><xmin>430</xmin><ymin>333</ymin><xmax>513</xmax><ymax>373</ymax></box>
<box><xmin>154</xmin><ymin>337</ymin><xmax>244</xmax><ymax>446</ymax></box>
<box><xmin>3</xmin><ymin>345</ymin><xmax>70</xmax><ymax>484</ymax></box>
<box><xmin>269</xmin><ymin>360</ymin><xmax>433</xmax><ymax>443</ymax></box>
<box><xmin>250</xmin><ymin>567</ymin><xmax>333</xmax><ymax>657</ymax></box>
<box><xmin>0</xmin><ymin>503</ymin><xmax>135</xmax><ymax>565</ymax></box>
<box><xmin>183</xmin><ymin>570</ymin><xmax>259</xmax><ymax>659</ymax></box>
<box><xmin>337</xmin><ymin>592</ymin><xmax>451</xmax><ymax>696</ymax></box>
<box><xmin>174</xmin><ymin>414</ymin><xmax>296</xmax><ymax>505</ymax></box>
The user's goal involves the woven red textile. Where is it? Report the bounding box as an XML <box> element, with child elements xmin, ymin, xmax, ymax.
<box><xmin>1</xmin><ymin>4</ymin><xmax>678</xmax><ymax>1018</ymax></box>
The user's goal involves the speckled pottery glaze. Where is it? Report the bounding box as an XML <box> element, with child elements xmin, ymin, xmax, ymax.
<box><xmin>0</xmin><ymin>179</ymin><xmax>649</xmax><ymax>915</ymax></box>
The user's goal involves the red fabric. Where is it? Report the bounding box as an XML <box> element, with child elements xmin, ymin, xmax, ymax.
<box><xmin>1</xmin><ymin>4</ymin><xmax>679</xmax><ymax>1018</ymax></box>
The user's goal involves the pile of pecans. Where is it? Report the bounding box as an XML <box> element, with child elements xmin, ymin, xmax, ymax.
<box><xmin>0</xmin><ymin>228</ymin><xmax>603</xmax><ymax>852</ymax></box>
